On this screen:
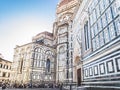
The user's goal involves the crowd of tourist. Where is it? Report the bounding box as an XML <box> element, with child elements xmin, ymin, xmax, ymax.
<box><xmin>0</xmin><ymin>82</ymin><xmax>63</xmax><ymax>90</ymax></box>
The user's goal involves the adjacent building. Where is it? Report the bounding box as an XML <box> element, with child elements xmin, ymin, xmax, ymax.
<box><xmin>0</xmin><ymin>56</ymin><xmax>12</xmax><ymax>84</ymax></box>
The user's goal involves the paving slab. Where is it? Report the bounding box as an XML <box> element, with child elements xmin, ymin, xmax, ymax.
<box><xmin>0</xmin><ymin>88</ymin><xmax>60</xmax><ymax>90</ymax></box>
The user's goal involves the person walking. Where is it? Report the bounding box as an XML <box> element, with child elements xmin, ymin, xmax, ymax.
<box><xmin>2</xmin><ymin>83</ymin><xmax>6</xmax><ymax>90</ymax></box>
<box><xmin>60</xmin><ymin>83</ymin><xmax>63</xmax><ymax>90</ymax></box>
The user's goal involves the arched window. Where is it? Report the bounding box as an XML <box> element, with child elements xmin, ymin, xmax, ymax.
<box><xmin>19</xmin><ymin>58</ymin><xmax>23</xmax><ymax>73</ymax></box>
<box><xmin>46</xmin><ymin>59</ymin><xmax>50</xmax><ymax>72</ymax></box>
<box><xmin>84</xmin><ymin>21</ymin><xmax>90</xmax><ymax>50</ymax></box>
<box><xmin>34</xmin><ymin>48</ymin><xmax>43</xmax><ymax>67</ymax></box>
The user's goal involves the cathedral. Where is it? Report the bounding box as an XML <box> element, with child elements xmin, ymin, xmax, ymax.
<box><xmin>10</xmin><ymin>0</ymin><xmax>120</xmax><ymax>90</ymax></box>
<box><xmin>10</xmin><ymin>0</ymin><xmax>79</xmax><ymax>85</ymax></box>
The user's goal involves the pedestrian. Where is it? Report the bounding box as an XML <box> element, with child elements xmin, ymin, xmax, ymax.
<box><xmin>2</xmin><ymin>83</ymin><xmax>6</xmax><ymax>90</ymax></box>
<box><xmin>60</xmin><ymin>83</ymin><xmax>63</xmax><ymax>90</ymax></box>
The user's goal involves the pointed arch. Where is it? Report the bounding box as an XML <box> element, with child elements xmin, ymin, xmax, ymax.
<box><xmin>46</xmin><ymin>59</ymin><xmax>50</xmax><ymax>72</ymax></box>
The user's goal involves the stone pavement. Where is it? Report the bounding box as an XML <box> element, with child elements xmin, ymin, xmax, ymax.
<box><xmin>0</xmin><ymin>88</ymin><xmax>60</xmax><ymax>90</ymax></box>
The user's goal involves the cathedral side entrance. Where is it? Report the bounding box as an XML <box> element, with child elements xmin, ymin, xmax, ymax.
<box><xmin>77</xmin><ymin>68</ymin><xmax>81</xmax><ymax>86</ymax></box>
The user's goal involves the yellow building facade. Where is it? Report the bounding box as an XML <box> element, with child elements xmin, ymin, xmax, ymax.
<box><xmin>0</xmin><ymin>57</ymin><xmax>12</xmax><ymax>84</ymax></box>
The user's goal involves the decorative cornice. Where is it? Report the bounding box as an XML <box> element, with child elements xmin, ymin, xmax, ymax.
<box><xmin>57</xmin><ymin>0</ymin><xmax>78</xmax><ymax>14</ymax></box>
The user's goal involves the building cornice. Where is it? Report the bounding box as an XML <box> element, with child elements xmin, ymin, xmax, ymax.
<box><xmin>0</xmin><ymin>58</ymin><xmax>12</xmax><ymax>63</ymax></box>
<box><xmin>14</xmin><ymin>42</ymin><xmax>32</xmax><ymax>49</ymax></box>
<box><xmin>57</xmin><ymin>0</ymin><xmax>78</xmax><ymax>14</ymax></box>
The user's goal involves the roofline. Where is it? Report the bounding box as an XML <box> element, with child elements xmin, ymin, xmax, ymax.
<box><xmin>14</xmin><ymin>42</ymin><xmax>33</xmax><ymax>49</ymax></box>
<box><xmin>0</xmin><ymin>58</ymin><xmax>12</xmax><ymax>63</ymax></box>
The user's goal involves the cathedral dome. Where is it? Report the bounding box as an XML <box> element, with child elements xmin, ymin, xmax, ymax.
<box><xmin>58</xmin><ymin>0</ymin><xmax>73</xmax><ymax>7</ymax></box>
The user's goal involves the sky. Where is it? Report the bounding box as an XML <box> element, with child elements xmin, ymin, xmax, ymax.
<box><xmin>0</xmin><ymin>0</ymin><xmax>59</xmax><ymax>61</ymax></box>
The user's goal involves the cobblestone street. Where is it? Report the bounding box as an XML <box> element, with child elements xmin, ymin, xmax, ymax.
<box><xmin>0</xmin><ymin>88</ymin><xmax>60</xmax><ymax>90</ymax></box>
